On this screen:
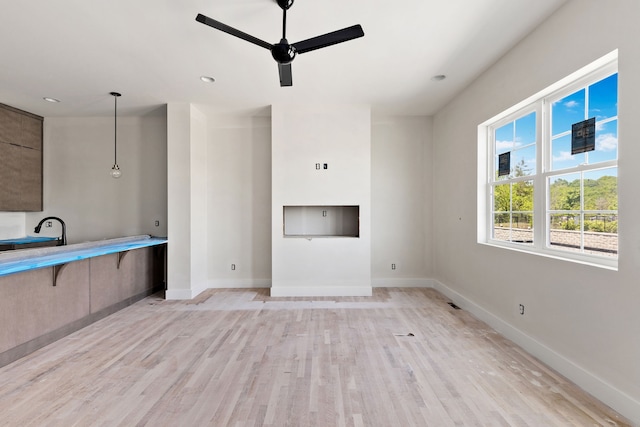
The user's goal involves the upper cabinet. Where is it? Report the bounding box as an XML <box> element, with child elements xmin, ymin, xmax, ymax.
<box><xmin>0</xmin><ymin>103</ymin><xmax>43</xmax><ymax>212</ymax></box>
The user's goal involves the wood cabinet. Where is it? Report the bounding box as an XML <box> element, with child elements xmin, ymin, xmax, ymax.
<box><xmin>0</xmin><ymin>103</ymin><xmax>43</xmax><ymax>211</ymax></box>
<box><xmin>0</xmin><ymin>244</ymin><xmax>166</xmax><ymax>367</ymax></box>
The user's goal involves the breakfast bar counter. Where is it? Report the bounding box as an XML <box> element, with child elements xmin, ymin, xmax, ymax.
<box><xmin>0</xmin><ymin>235</ymin><xmax>167</xmax><ymax>368</ymax></box>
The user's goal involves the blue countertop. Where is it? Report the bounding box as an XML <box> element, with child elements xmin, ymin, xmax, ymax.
<box><xmin>0</xmin><ymin>235</ymin><xmax>167</xmax><ymax>277</ymax></box>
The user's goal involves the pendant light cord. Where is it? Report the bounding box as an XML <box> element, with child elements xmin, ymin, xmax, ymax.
<box><xmin>114</xmin><ymin>94</ymin><xmax>117</xmax><ymax>165</ymax></box>
<box><xmin>110</xmin><ymin>92</ymin><xmax>121</xmax><ymax>166</ymax></box>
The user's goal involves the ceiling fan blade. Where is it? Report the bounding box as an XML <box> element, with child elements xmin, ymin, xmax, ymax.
<box><xmin>292</xmin><ymin>25</ymin><xmax>364</xmax><ymax>54</ymax></box>
<box><xmin>278</xmin><ymin>63</ymin><xmax>293</xmax><ymax>87</ymax></box>
<box><xmin>196</xmin><ymin>14</ymin><xmax>273</xmax><ymax>50</ymax></box>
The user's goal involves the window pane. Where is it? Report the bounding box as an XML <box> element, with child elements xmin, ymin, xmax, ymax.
<box><xmin>589</xmin><ymin>73</ymin><xmax>618</xmax><ymax>120</ymax></box>
<box><xmin>588</xmin><ymin>119</ymin><xmax>617</xmax><ymax>164</ymax></box>
<box><xmin>493</xmin><ymin>213</ymin><xmax>510</xmax><ymax>241</ymax></box>
<box><xmin>552</xmin><ymin>89</ymin><xmax>586</xmax><ymax>136</ymax></box>
<box><xmin>551</xmin><ymin>134</ymin><xmax>584</xmax><ymax>170</ymax></box>
<box><xmin>493</xmin><ymin>183</ymin><xmax>510</xmax><ymax>212</ymax></box>
<box><xmin>492</xmin><ymin>213</ymin><xmax>533</xmax><ymax>244</ymax></box>
<box><xmin>583</xmin><ymin>212</ymin><xmax>618</xmax><ymax>256</ymax></box>
<box><xmin>495</xmin><ymin>122</ymin><xmax>514</xmax><ymax>154</ymax></box>
<box><xmin>512</xmin><ymin>213</ymin><xmax>533</xmax><ymax>243</ymax></box>
<box><xmin>583</xmin><ymin>168</ymin><xmax>617</xmax><ymax>210</ymax></box>
<box><xmin>549</xmin><ymin>173</ymin><xmax>581</xmax><ymax>211</ymax></box>
<box><xmin>549</xmin><ymin>213</ymin><xmax>581</xmax><ymax>251</ymax></box>
<box><xmin>515</xmin><ymin>112</ymin><xmax>536</xmax><ymax>145</ymax></box>
<box><xmin>511</xmin><ymin>145</ymin><xmax>536</xmax><ymax>176</ymax></box>
<box><xmin>512</xmin><ymin>180</ymin><xmax>534</xmax><ymax>211</ymax></box>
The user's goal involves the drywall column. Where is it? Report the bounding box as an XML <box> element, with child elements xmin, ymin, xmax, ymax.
<box><xmin>271</xmin><ymin>104</ymin><xmax>371</xmax><ymax>297</ymax></box>
<box><xmin>166</xmin><ymin>104</ymin><xmax>208</xmax><ymax>299</ymax></box>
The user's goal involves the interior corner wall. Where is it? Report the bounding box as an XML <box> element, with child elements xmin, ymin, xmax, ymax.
<box><xmin>166</xmin><ymin>103</ymin><xmax>208</xmax><ymax>300</ymax></box>
<box><xmin>431</xmin><ymin>0</ymin><xmax>640</xmax><ymax>423</ymax></box>
<box><xmin>371</xmin><ymin>116</ymin><xmax>433</xmax><ymax>287</ymax></box>
<box><xmin>271</xmin><ymin>104</ymin><xmax>371</xmax><ymax>297</ymax></box>
<box><xmin>206</xmin><ymin>114</ymin><xmax>272</xmax><ymax>288</ymax></box>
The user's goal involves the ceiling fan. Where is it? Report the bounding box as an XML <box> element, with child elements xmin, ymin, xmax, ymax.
<box><xmin>196</xmin><ymin>0</ymin><xmax>364</xmax><ymax>87</ymax></box>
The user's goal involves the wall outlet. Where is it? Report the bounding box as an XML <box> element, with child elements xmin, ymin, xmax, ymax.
<box><xmin>391</xmin><ymin>263</ymin><xmax>396</xmax><ymax>270</ymax></box>
<box><xmin>231</xmin><ymin>264</ymin><xmax>236</xmax><ymax>271</ymax></box>
<box><xmin>45</xmin><ymin>221</ymin><xmax>52</xmax><ymax>228</ymax></box>
<box><xmin>519</xmin><ymin>304</ymin><xmax>525</xmax><ymax>315</ymax></box>
<box><xmin>154</xmin><ymin>220</ymin><xmax>160</xmax><ymax>227</ymax></box>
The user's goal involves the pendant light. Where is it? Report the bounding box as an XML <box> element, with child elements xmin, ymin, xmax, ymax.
<box><xmin>110</xmin><ymin>91</ymin><xmax>122</xmax><ymax>179</ymax></box>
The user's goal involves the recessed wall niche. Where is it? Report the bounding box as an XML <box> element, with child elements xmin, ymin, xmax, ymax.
<box><xmin>283</xmin><ymin>205</ymin><xmax>359</xmax><ymax>237</ymax></box>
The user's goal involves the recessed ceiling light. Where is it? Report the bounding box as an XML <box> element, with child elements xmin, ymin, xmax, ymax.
<box><xmin>200</xmin><ymin>76</ymin><xmax>215</xmax><ymax>83</ymax></box>
<box><xmin>43</xmin><ymin>97</ymin><xmax>61</xmax><ymax>103</ymax></box>
<box><xmin>431</xmin><ymin>75</ymin><xmax>446</xmax><ymax>82</ymax></box>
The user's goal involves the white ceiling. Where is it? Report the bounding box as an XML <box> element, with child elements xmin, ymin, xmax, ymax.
<box><xmin>0</xmin><ymin>0</ymin><xmax>566</xmax><ymax>118</ymax></box>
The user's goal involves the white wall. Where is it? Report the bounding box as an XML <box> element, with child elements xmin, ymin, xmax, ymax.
<box><xmin>206</xmin><ymin>114</ymin><xmax>272</xmax><ymax>288</ymax></box>
<box><xmin>198</xmin><ymin>111</ymin><xmax>432</xmax><ymax>292</ymax></box>
<box><xmin>432</xmin><ymin>0</ymin><xmax>640</xmax><ymax>422</ymax></box>
<box><xmin>271</xmin><ymin>104</ymin><xmax>372</xmax><ymax>296</ymax></box>
<box><xmin>0</xmin><ymin>213</ymin><xmax>25</xmax><ymax>240</ymax></box>
<box><xmin>371</xmin><ymin>116</ymin><xmax>433</xmax><ymax>286</ymax></box>
<box><xmin>166</xmin><ymin>104</ymin><xmax>208</xmax><ymax>299</ymax></box>
<box><xmin>23</xmin><ymin>110</ymin><xmax>167</xmax><ymax>243</ymax></box>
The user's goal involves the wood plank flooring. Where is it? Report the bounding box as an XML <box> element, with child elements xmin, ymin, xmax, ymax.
<box><xmin>0</xmin><ymin>288</ymin><xmax>632</xmax><ymax>426</ymax></box>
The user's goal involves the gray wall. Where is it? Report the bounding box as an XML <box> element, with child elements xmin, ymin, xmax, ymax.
<box><xmin>25</xmin><ymin>109</ymin><xmax>168</xmax><ymax>243</ymax></box>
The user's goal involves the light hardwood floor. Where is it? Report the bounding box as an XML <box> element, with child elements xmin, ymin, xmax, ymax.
<box><xmin>0</xmin><ymin>288</ymin><xmax>632</xmax><ymax>426</ymax></box>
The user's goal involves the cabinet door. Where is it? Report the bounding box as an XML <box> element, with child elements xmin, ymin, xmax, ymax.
<box><xmin>0</xmin><ymin>108</ymin><xmax>21</xmax><ymax>145</ymax></box>
<box><xmin>0</xmin><ymin>142</ymin><xmax>21</xmax><ymax>211</ymax></box>
<box><xmin>0</xmin><ymin>105</ymin><xmax>43</xmax><ymax>212</ymax></box>
<box><xmin>20</xmin><ymin>115</ymin><xmax>42</xmax><ymax>150</ymax></box>
<box><xmin>20</xmin><ymin>147</ymin><xmax>42</xmax><ymax>211</ymax></box>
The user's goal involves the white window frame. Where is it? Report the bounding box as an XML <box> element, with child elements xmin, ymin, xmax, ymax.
<box><xmin>478</xmin><ymin>51</ymin><xmax>618</xmax><ymax>270</ymax></box>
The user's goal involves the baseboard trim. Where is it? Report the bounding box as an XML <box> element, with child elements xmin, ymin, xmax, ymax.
<box><xmin>372</xmin><ymin>278</ymin><xmax>434</xmax><ymax>288</ymax></box>
<box><xmin>270</xmin><ymin>286</ymin><xmax>373</xmax><ymax>297</ymax></box>
<box><xmin>431</xmin><ymin>279</ymin><xmax>640</xmax><ymax>426</ymax></box>
<box><xmin>165</xmin><ymin>288</ymin><xmax>198</xmax><ymax>300</ymax></box>
<box><xmin>208</xmin><ymin>279</ymin><xmax>272</xmax><ymax>289</ymax></box>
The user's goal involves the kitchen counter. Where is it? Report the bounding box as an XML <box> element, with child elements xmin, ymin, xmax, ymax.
<box><xmin>0</xmin><ymin>234</ymin><xmax>167</xmax><ymax>368</ymax></box>
<box><xmin>0</xmin><ymin>235</ymin><xmax>167</xmax><ymax>277</ymax></box>
<box><xmin>0</xmin><ymin>236</ymin><xmax>60</xmax><ymax>251</ymax></box>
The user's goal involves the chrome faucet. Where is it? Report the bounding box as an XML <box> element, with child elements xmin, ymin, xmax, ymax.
<box><xmin>34</xmin><ymin>216</ymin><xmax>67</xmax><ymax>246</ymax></box>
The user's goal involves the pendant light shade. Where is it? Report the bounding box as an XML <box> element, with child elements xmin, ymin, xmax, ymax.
<box><xmin>110</xmin><ymin>92</ymin><xmax>122</xmax><ymax>179</ymax></box>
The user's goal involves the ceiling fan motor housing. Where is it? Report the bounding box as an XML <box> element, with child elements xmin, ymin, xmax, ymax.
<box><xmin>271</xmin><ymin>39</ymin><xmax>296</xmax><ymax>64</ymax></box>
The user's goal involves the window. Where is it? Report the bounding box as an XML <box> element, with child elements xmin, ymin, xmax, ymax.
<box><xmin>480</xmin><ymin>52</ymin><xmax>618</xmax><ymax>268</ymax></box>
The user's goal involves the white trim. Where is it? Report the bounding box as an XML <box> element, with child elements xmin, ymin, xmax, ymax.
<box><xmin>371</xmin><ymin>278</ymin><xmax>434</xmax><ymax>288</ymax></box>
<box><xmin>165</xmin><ymin>288</ymin><xmax>199</xmax><ymax>300</ymax></box>
<box><xmin>208</xmin><ymin>279</ymin><xmax>271</xmax><ymax>289</ymax></box>
<box><xmin>270</xmin><ymin>286</ymin><xmax>372</xmax><ymax>297</ymax></box>
<box><xmin>432</xmin><ymin>279</ymin><xmax>640</xmax><ymax>425</ymax></box>
<box><xmin>479</xmin><ymin>50</ymin><xmax>619</xmax><ymax>270</ymax></box>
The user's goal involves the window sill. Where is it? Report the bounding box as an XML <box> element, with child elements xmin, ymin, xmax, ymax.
<box><xmin>479</xmin><ymin>240</ymin><xmax>618</xmax><ymax>271</ymax></box>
